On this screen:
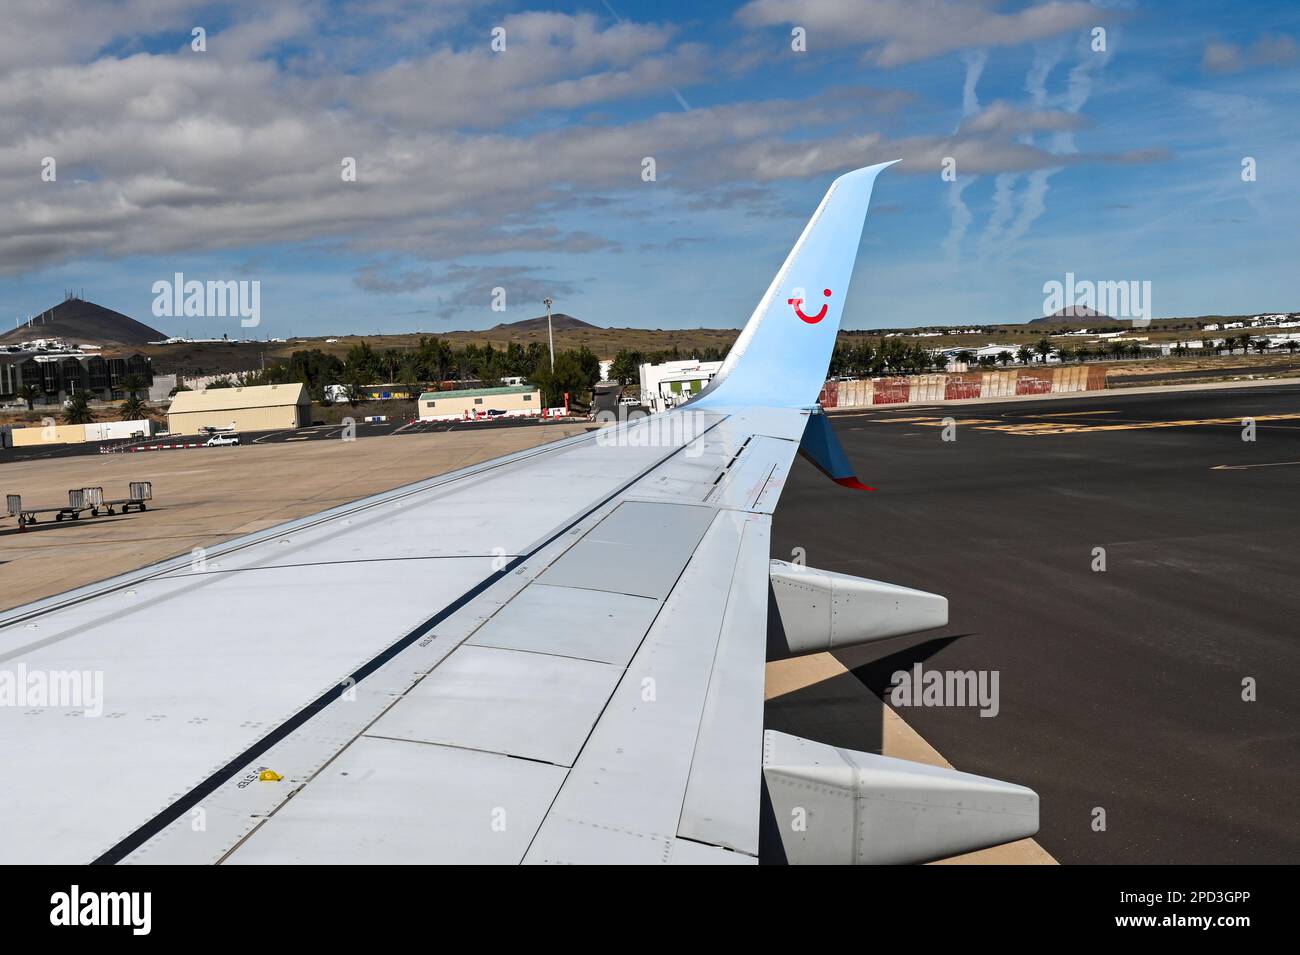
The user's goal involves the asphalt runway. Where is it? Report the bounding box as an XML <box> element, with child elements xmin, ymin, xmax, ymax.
<box><xmin>768</xmin><ymin>383</ymin><xmax>1300</xmax><ymax>864</ymax></box>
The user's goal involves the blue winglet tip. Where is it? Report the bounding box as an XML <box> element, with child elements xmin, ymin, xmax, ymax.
<box><xmin>800</xmin><ymin>408</ymin><xmax>875</xmax><ymax>492</ymax></box>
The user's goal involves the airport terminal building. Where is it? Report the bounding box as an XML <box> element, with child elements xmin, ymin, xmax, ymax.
<box><xmin>637</xmin><ymin>359</ymin><xmax>723</xmax><ymax>413</ymax></box>
<box><xmin>0</xmin><ymin>351</ymin><xmax>154</xmax><ymax>403</ymax></box>
<box><xmin>167</xmin><ymin>383</ymin><xmax>311</xmax><ymax>435</ymax></box>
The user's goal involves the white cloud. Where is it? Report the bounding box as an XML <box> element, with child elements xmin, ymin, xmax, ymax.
<box><xmin>1203</xmin><ymin>34</ymin><xmax>1298</xmax><ymax>74</ymax></box>
<box><xmin>736</xmin><ymin>0</ymin><xmax>1104</xmax><ymax>66</ymax></box>
<box><xmin>0</xmin><ymin>3</ymin><xmax>1159</xmax><ymax>277</ymax></box>
<box><xmin>960</xmin><ymin>100</ymin><xmax>1086</xmax><ymax>134</ymax></box>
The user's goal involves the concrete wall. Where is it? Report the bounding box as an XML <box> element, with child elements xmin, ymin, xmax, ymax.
<box><xmin>944</xmin><ymin>372</ymin><xmax>982</xmax><ymax>400</ymax></box>
<box><xmin>824</xmin><ymin>366</ymin><xmax>1109</xmax><ymax>409</ymax></box>
<box><xmin>83</xmin><ymin>419</ymin><xmax>154</xmax><ymax>441</ymax></box>
<box><xmin>10</xmin><ymin>418</ymin><xmax>158</xmax><ymax>447</ymax></box>
<box><xmin>148</xmin><ymin>375</ymin><xmax>178</xmax><ymax>403</ymax></box>
<box><xmin>1015</xmin><ymin>368</ymin><xmax>1053</xmax><ymax>395</ymax></box>
<box><xmin>183</xmin><ymin>372</ymin><xmax>257</xmax><ymax>391</ymax></box>
<box><xmin>873</xmin><ymin>378</ymin><xmax>910</xmax><ymax>404</ymax></box>
<box><xmin>981</xmin><ymin>371</ymin><xmax>1016</xmax><ymax>398</ymax></box>
<box><xmin>838</xmin><ymin>380</ymin><xmax>873</xmax><ymax>406</ymax></box>
<box><xmin>908</xmin><ymin>374</ymin><xmax>946</xmax><ymax>403</ymax></box>
<box><xmin>11</xmin><ymin>423</ymin><xmax>88</xmax><ymax>447</ymax></box>
<box><xmin>1052</xmin><ymin>366</ymin><xmax>1088</xmax><ymax>393</ymax></box>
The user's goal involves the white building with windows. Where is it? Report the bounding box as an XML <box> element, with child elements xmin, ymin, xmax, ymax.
<box><xmin>416</xmin><ymin>384</ymin><xmax>541</xmax><ymax>421</ymax></box>
<box><xmin>637</xmin><ymin>359</ymin><xmax>723</xmax><ymax>413</ymax></box>
<box><xmin>934</xmin><ymin>344</ymin><xmax>1023</xmax><ymax>368</ymax></box>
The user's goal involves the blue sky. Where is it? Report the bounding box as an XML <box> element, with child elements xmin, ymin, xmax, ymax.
<box><xmin>2</xmin><ymin>0</ymin><xmax>1297</xmax><ymax>339</ymax></box>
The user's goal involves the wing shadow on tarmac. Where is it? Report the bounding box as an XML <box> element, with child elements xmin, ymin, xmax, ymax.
<box><xmin>764</xmin><ymin>589</ymin><xmax>974</xmax><ymax>759</ymax></box>
<box><xmin>761</xmin><ymin>617</ymin><xmax>977</xmax><ymax>864</ymax></box>
<box><xmin>846</xmin><ymin>634</ymin><xmax>973</xmax><ymax>700</ymax></box>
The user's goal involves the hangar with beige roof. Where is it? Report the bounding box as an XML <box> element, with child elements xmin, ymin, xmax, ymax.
<box><xmin>167</xmin><ymin>383</ymin><xmax>311</xmax><ymax>435</ymax></box>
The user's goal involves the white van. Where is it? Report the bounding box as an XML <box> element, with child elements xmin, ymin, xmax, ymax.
<box><xmin>204</xmin><ymin>432</ymin><xmax>241</xmax><ymax>446</ymax></box>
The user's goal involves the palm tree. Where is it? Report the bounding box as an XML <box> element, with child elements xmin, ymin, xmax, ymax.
<box><xmin>609</xmin><ymin>349</ymin><xmax>639</xmax><ymax>386</ymax></box>
<box><xmin>120</xmin><ymin>394</ymin><xmax>149</xmax><ymax>420</ymax></box>
<box><xmin>121</xmin><ymin>373</ymin><xmax>146</xmax><ymax>399</ymax></box>
<box><xmin>62</xmin><ymin>392</ymin><xmax>95</xmax><ymax>425</ymax></box>
<box><xmin>398</xmin><ymin>354</ymin><xmax>423</xmax><ymax>399</ymax></box>
<box><xmin>1017</xmin><ymin>346</ymin><xmax>1034</xmax><ymax>365</ymax></box>
<box><xmin>18</xmin><ymin>384</ymin><xmax>39</xmax><ymax>411</ymax></box>
<box><xmin>1286</xmin><ymin>340</ymin><xmax>1298</xmax><ymax>356</ymax></box>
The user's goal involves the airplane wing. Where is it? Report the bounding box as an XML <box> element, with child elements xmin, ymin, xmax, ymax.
<box><xmin>0</xmin><ymin>162</ymin><xmax>1038</xmax><ymax>865</ymax></box>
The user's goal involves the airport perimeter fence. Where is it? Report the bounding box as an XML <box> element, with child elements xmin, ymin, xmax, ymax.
<box><xmin>820</xmin><ymin>365</ymin><xmax>1108</xmax><ymax>408</ymax></box>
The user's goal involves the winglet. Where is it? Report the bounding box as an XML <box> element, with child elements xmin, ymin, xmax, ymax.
<box><xmin>762</xmin><ymin>730</ymin><xmax>1039</xmax><ymax>865</ymax></box>
<box><xmin>694</xmin><ymin>160</ymin><xmax>898</xmax><ymax>411</ymax></box>
<box><xmin>799</xmin><ymin>407</ymin><xmax>875</xmax><ymax>491</ymax></box>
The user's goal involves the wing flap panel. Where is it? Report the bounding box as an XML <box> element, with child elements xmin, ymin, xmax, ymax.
<box><xmin>226</xmin><ymin>736</ymin><xmax>567</xmax><ymax>864</ymax></box>
<box><xmin>676</xmin><ymin>513</ymin><xmax>770</xmax><ymax>855</ymax></box>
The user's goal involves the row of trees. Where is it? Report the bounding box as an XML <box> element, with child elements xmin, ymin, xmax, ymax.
<box><xmin>830</xmin><ymin>338</ymin><xmax>960</xmax><ymax>376</ymax></box>
<box><xmin>197</xmin><ymin>339</ymin><xmax>604</xmax><ymax>407</ymax></box>
<box><xmin>1205</xmin><ymin>335</ymin><xmax>1296</xmax><ymax>356</ymax></box>
<box><xmin>336</xmin><ymin>338</ymin><xmax>550</xmax><ymax>387</ymax></box>
<box><xmin>1061</xmin><ymin>336</ymin><xmax>1297</xmax><ymax>361</ymax></box>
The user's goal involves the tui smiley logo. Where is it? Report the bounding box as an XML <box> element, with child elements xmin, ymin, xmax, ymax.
<box><xmin>789</xmin><ymin>287</ymin><xmax>831</xmax><ymax>324</ymax></box>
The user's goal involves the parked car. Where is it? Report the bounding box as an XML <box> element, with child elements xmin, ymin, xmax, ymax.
<box><xmin>204</xmin><ymin>432</ymin><xmax>241</xmax><ymax>446</ymax></box>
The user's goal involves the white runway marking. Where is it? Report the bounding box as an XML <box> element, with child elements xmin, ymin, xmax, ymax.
<box><xmin>1211</xmin><ymin>461</ymin><xmax>1300</xmax><ymax>471</ymax></box>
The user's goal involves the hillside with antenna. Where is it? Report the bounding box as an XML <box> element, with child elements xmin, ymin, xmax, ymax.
<box><xmin>2</xmin><ymin>293</ymin><xmax>165</xmax><ymax>347</ymax></box>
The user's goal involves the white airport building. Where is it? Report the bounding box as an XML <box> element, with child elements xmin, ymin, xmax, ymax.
<box><xmin>934</xmin><ymin>344</ymin><xmax>1025</xmax><ymax>367</ymax></box>
<box><xmin>417</xmin><ymin>384</ymin><xmax>542</xmax><ymax>421</ymax></box>
<box><xmin>637</xmin><ymin>359</ymin><xmax>723</xmax><ymax>413</ymax></box>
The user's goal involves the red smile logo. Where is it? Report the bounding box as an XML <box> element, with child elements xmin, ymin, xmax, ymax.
<box><xmin>789</xmin><ymin>288</ymin><xmax>831</xmax><ymax>324</ymax></box>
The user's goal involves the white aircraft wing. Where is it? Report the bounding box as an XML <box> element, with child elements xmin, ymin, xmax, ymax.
<box><xmin>0</xmin><ymin>163</ymin><xmax>1037</xmax><ymax>865</ymax></box>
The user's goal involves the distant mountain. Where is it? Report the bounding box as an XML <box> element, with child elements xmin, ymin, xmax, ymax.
<box><xmin>483</xmin><ymin>313</ymin><xmax>597</xmax><ymax>334</ymax></box>
<box><xmin>1</xmin><ymin>297</ymin><xmax>165</xmax><ymax>346</ymax></box>
<box><xmin>1030</xmin><ymin>306</ymin><xmax>1116</xmax><ymax>325</ymax></box>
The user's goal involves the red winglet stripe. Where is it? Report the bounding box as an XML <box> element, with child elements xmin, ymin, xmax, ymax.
<box><xmin>833</xmin><ymin>476</ymin><xmax>876</xmax><ymax>492</ymax></box>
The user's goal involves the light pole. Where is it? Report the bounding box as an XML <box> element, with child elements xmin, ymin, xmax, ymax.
<box><xmin>543</xmin><ymin>298</ymin><xmax>555</xmax><ymax>371</ymax></box>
